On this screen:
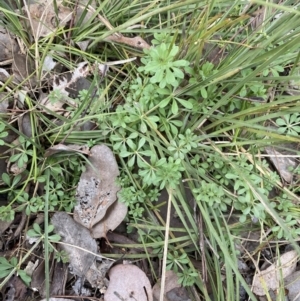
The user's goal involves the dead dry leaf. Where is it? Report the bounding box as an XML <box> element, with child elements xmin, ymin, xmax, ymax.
<box><xmin>91</xmin><ymin>200</ymin><xmax>127</xmax><ymax>238</ymax></box>
<box><xmin>45</xmin><ymin>143</ymin><xmax>90</xmax><ymax>157</ymax></box>
<box><xmin>18</xmin><ymin>112</ymin><xmax>32</xmax><ymax>138</ymax></box>
<box><xmin>76</xmin><ymin>40</ymin><xmax>90</xmax><ymax>51</ymax></box>
<box><xmin>39</xmin><ymin>61</ymin><xmax>90</xmax><ymax>112</ymax></box>
<box><xmin>12</xmin><ymin>54</ymin><xmax>36</xmax><ymax>86</ymax></box>
<box><xmin>153</xmin><ymin>270</ymin><xmax>191</xmax><ymax>301</ymax></box>
<box><xmin>104</xmin><ymin>264</ymin><xmax>153</xmax><ymax>301</ymax></box>
<box><xmin>51</xmin><ymin>212</ymin><xmax>97</xmax><ymax>277</ymax></box>
<box><xmin>3</xmin><ymin>275</ymin><xmax>27</xmax><ymax>301</ymax></box>
<box><xmin>252</xmin><ymin>250</ymin><xmax>298</xmax><ymax>296</ymax></box>
<box><xmin>74</xmin><ymin>144</ymin><xmax>120</xmax><ymax>229</ymax></box>
<box><xmin>75</xmin><ymin>0</ymin><xmax>96</xmax><ymax>27</ymax></box>
<box><xmin>285</xmin><ymin>270</ymin><xmax>300</xmax><ymax>301</ymax></box>
<box><xmin>85</xmin><ymin>260</ymin><xmax>111</xmax><ymax>289</ymax></box>
<box><xmin>24</xmin><ymin>0</ymin><xmax>72</xmax><ymax>38</ymax></box>
<box><xmin>42</xmin><ymin>55</ymin><xmax>57</xmax><ymax>72</ymax></box>
<box><xmin>0</xmin><ymin>68</ymin><xmax>10</xmax><ymax>82</ymax></box>
<box><xmin>0</xmin><ymin>218</ymin><xmax>13</xmax><ymax>235</ymax></box>
<box><xmin>265</xmin><ymin>145</ymin><xmax>298</xmax><ymax>183</ymax></box>
<box><xmin>32</xmin><ymin>259</ymin><xmax>68</xmax><ymax>298</ymax></box>
<box><xmin>0</xmin><ymin>26</ymin><xmax>19</xmax><ymax>62</ymax></box>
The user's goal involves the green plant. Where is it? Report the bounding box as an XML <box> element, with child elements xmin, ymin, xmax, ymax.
<box><xmin>166</xmin><ymin>251</ymin><xmax>189</xmax><ymax>272</ymax></box>
<box><xmin>272</xmin><ymin>215</ymin><xmax>300</xmax><ymax>239</ymax></box>
<box><xmin>27</xmin><ymin>223</ymin><xmax>61</xmax><ymax>251</ymax></box>
<box><xmin>0</xmin><ymin>257</ymin><xmax>31</xmax><ymax>286</ymax></box>
<box><xmin>9</xmin><ymin>136</ymin><xmax>33</xmax><ymax>169</ymax></box>
<box><xmin>276</xmin><ymin>113</ymin><xmax>300</xmax><ymax>136</ymax></box>
<box><xmin>193</xmin><ymin>181</ymin><xmax>231</xmax><ymax>211</ymax></box>
<box><xmin>0</xmin><ymin>122</ymin><xmax>8</xmax><ymax>145</ymax></box>
<box><xmin>138</xmin><ymin>41</ymin><xmax>189</xmax><ymax>89</ymax></box>
<box><xmin>177</xmin><ymin>268</ymin><xmax>198</xmax><ymax>287</ymax></box>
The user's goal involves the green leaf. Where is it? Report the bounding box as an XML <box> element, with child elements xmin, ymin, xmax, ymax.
<box><xmin>2</xmin><ymin>173</ymin><xmax>10</xmax><ymax>185</ymax></box>
<box><xmin>276</xmin><ymin>118</ymin><xmax>286</xmax><ymax>126</ymax></box>
<box><xmin>175</xmin><ymin>97</ymin><xmax>193</xmax><ymax>109</ymax></box>
<box><xmin>9</xmin><ymin>153</ymin><xmax>21</xmax><ymax>163</ymax></box>
<box><xmin>119</xmin><ymin>150</ymin><xmax>132</xmax><ymax>157</ymax></box>
<box><xmin>200</xmin><ymin>87</ymin><xmax>207</xmax><ymax>98</ymax></box>
<box><xmin>48</xmin><ymin>234</ymin><xmax>61</xmax><ymax>242</ymax></box>
<box><xmin>33</xmin><ymin>223</ymin><xmax>41</xmax><ymax>234</ymax></box>
<box><xmin>126</xmin><ymin>139</ymin><xmax>136</xmax><ymax>150</ymax></box>
<box><xmin>0</xmin><ymin>262</ymin><xmax>13</xmax><ymax>270</ymax></box>
<box><xmin>0</xmin><ymin>257</ymin><xmax>10</xmax><ymax>265</ymax></box>
<box><xmin>10</xmin><ymin>257</ymin><xmax>17</xmax><ymax>266</ymax></box>
<box><xmin>128</xmin><ymin>156</ymin><xmax>135</xmax><ymax>167</ymax></box>
<box><xmin>18</xmin><ymin>270</ymin><xmax>31</xmax><ymax>286</ymax></box>
<box><xmin>140</xmin><ymin>121</ymin><xmax>147</xmax><ymax>133</ymax></box>
<box><xmin>159</xmin><ymin>97</ymin><xmax>171</xmax><ymax>108</ymax></box>
<box><xmin>171</xmin><ymin>99</ymin><xmax>178</xmax><ymax>115</ymax></box>
<box><xmin>27</xmin><ymin>229</ymin><xmax>40</xmax><ymax>237</ymax></box>
<box><xmin>0</xmin><ymin>131</ymin><xmax>8</xmax><ymax>139</ymax></box>
<box><xmin>0</xmin><ymin>269</ymin><xmax>12</xmax><ymax>278</ymax></box>
<box><xmin>138</xmin><ymin>137</ymin><xmax>146</xmax><ymax>149</ymax></box>
<box><xmin>37</xmin><ymin>176</ymin><xmax>46</xmax><ymax>183</ymax></box>
<box><xmin>47</xmin><ymin>224</ymin><xmax>54</xmax><ymax>233</ymax></box>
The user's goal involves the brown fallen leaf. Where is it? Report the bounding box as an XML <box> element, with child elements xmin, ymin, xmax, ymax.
<box><xmin>0</xmin><ymin>25</ymin><xmax>19</xmax><ymax>63</ymax></box>
<box><xmin>265</xmin><ymin>145</ymin><xmax>298</xmax><ymax>184</ymax></box>
<box><xmin>44</xmin><ymin>143</ymin><xmax>90</xmax><ymax>157</ymax></box>
<box><xmin>2</xmin><ymin>275</ymin><xmax>27</xmax><ymax>301</ymax></box>
<box><xmin>74</xmin><ymin>144</ymin><xmax>120</xmax><ymax>229</ymax></box>
<box><xmin>91</xmin><ymin>200</ymin><xmax>127</xmax><ymax>238</ymax></box>
<box><xmin>51</xmin><ymin>212</ymin><xmax>98</xmax><ymax>277</ymax></box>
<box><xmin>0</xmin><ymin>220</ymin><xmax>12</xmax><ymax>238</ymax></box>
<box><xmin>153</xmin><ymin>270</ymin><xmax>191</xmax><ymax>301</ymax></box>
<box><xmin>12</xmin><ymin>53</ymin><xmax>36</xmax><ymax>86</ymax></box>
<box><xmin>252</xmin><ymin>250</ymin><xmax>298</xmax><ymax>296</ymax></box>
<box><xmin>284</xmin><ymin>270</ymin><xmax>300</xmax><ymax>301</ymax></box>
<box><xmin>104</xmin><ymin>264</ymin><xmax>153</xmax><ymax>301</ymax></box>
<box><xmin>23</xmin><ymin>0</ymin><xmax>72</xmax><ymax>38</ymax></box>
<box><xmin>97</xmin><ymin>13</ymin><xmax>150</xmax><ymax>50</ymax></box>
<box><xmin>31</xmin><ymin>258</ymin><xmax>68</xmax><ymax>298</ymax></box>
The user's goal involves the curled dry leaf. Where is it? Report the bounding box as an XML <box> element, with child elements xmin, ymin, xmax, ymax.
<box><xmin>76</xmin><ymin>40</ymin><xmax>90</xmax><ymax>51</ymax></box>
<box><xmin>0</xmin><ymin>218</ymin><xmax>13</xmax><ymax>235</ymax></box>
<box><xmin>284</xmin><ymin>270</ymin><xmax>300</xmax><ymax>301</ymax></box>
<box><xmin>24</xmin><ymin>0</ymin><xmax>72</xmax><ymax>38</ymax></box>
<box><xmin>91</xmin><ymin>200</ymin><xmax>127</xmax><ymax>238</ymax></box>
<box><xmin>39</xmin><ymin>61</ymin><xmax>90</xmax><ymax>112</ymax></box>
<box><xmin>18</xmin><ymin>113</ymin><xmax>32</xmax><ymax>138</ymax></box>
<box><xmin>42</xmin><ymin>55</ymin><xmax>57</xmax><ymax>72</ymax></box>
<box><xmin>0</xmin><ymin>68</ymin><xmax>10</xmax><ymax>82</ymax></box>
<box><xmin>12</xmin><ymin>54</ymin><xmax>36</xmax><ymax>86</ymax></box>
<box><xmin>51</xmin><ymin>212</ymin><xmax>97</xmax><ymax>277</ymax></box>
<box><xmin>75</xmin><ymin>0</ymin><xmax>96</xmax><ymax>27</ymax></box>
<box><xmin>74</xmin><ymin>144</ymin><xmax>121</xmax><ymax>229</ymax></box>
<box><xmin>104</xmin><ymin>264</ymin><xmax>153</xmax><ymax>301</ymax></box>
<box><xmin>0</xmin><ymin>25</ymin><xmax>19</xmax><ymax>62</ymax></box>
<box><xmin>153</xmin><ymin>270</ymin><xmax>191</xmax><ymax>301</ymax></box>
<box><xmin>252</xmin><ymin>250</ymin><xmax>298</xmax><ymax>296</ymax></box>
<box><xmin>45</xmin><ymin>144</ymin><xmax>90</xmax><ymax>157</ymax></box>
<box><xmin>85</xmin><ymin>260</ymin><xmax>111</xmax><ymax>289</ymax></box>
<box><xmin>288</xmin><ymin>66</ymin><xmax>300</xmax><ymax>96</ymax></box>
<box><xmin>265</xmin><ymin>145</ymin><xmax>298</xmax><ymax>183</ymax></box>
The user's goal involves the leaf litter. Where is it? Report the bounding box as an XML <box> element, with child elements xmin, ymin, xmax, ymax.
<box><xmin>252</xmin><ymin>250</ymin><xmax>298</xmax><ymax>296</ymax></box>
